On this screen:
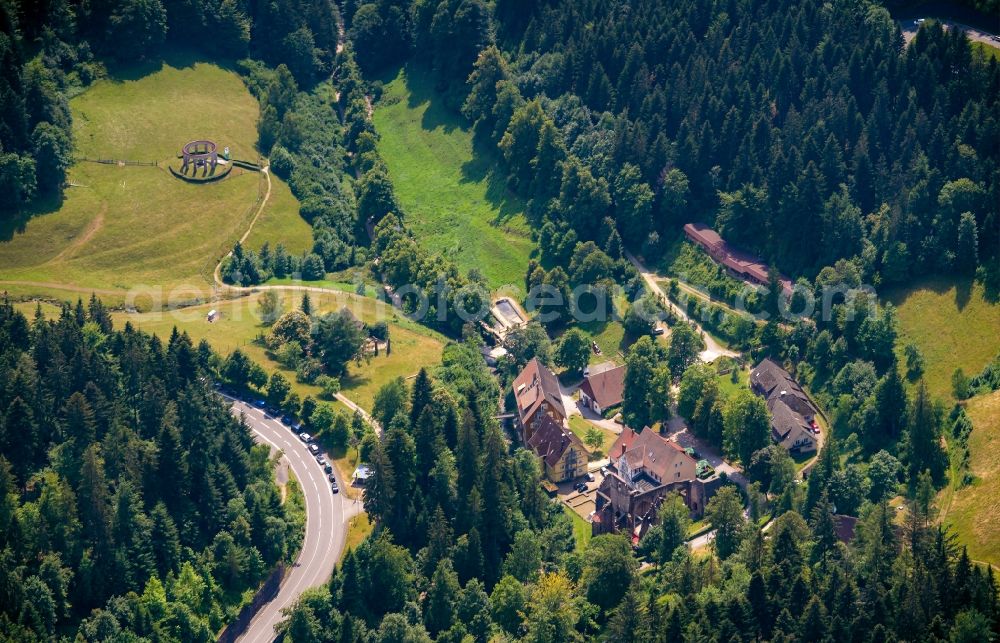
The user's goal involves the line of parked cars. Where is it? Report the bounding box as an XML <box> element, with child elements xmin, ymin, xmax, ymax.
<box><xmin>216</xmin><ymin>386</ymin><xmax>340</xmax><ymax>495</ymax></box>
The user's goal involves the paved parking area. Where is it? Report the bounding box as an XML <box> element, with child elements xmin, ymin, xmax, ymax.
<box><xmin>555</xmin><ymin>470</ymin><xmax>606</xmax><ymax>520</ymax></box>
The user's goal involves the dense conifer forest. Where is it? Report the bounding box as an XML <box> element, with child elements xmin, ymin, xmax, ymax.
<box><xmin>3</xmin><ymin>0</ymin><xmax>999</xmax><ymax>641</ymax></box>
<box><xmin>341</xmin><ymin>0</ymin><xmax>1000</xmax><ymax>289</ymax></box>
<box><xmin>277</xmin><ymin>340</ymin><xmax>1000</xmax><ymax>643</ymax></box>
<box><xmin>0</xmin><ymin>299</ymin><xmax>300</xmax><ymax>640</ymax></box>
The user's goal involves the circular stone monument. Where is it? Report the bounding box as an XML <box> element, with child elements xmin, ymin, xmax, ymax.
<box><xmin>169</xmin><ymin>139</ymin><xmax>232</xmax><ymax>182</ymax></box>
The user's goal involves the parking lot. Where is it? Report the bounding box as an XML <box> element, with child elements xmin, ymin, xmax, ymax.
<box><xmin>555</xmin><ymin>466</ymin><xmax>606</xmax><ymax>520</ymax></box>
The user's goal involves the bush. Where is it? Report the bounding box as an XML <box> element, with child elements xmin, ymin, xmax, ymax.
<box><xmin>315</xmin><ymin>374</ymin><xmax>341</xmax><ymax>399</ymax></box>
<box><xmin>269</xmin><ymin>144</ymin><xmax>295</xmax><ymax>178</ymax></box>
<box><xmin>295</xmin><ymin>357</ymin><xmax>324</xmax><ymax>383</ymax></box>
<box><xmin>273</xmin><ymin>341</ymin><xmax>303</xmax><ymax>369</ymax></box>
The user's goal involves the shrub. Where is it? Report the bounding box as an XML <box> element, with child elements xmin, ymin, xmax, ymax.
<box><xmin>295</xmin><ymin>357</ymin><xmax>324</xmax><ymax>383</ymax></box>
<box><xmin>269</xmin><ymin>144</ymin><xmax>295</xmax><ymax>178</ymax></box>
<box><xmin>315</xmin><ymin>374</ymin><xmax>341</xmax><ymax>399</ymax></box>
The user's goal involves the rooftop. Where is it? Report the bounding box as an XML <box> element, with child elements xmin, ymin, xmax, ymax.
<box><xmin>513</xmin><ymin>358</ymin><xmax>566</xmax><ymax>422</ymax></box>
<box><xmin>580</xmin><ymin>365</ymin><xmax>626</xmax><ymax>409</ymax></box>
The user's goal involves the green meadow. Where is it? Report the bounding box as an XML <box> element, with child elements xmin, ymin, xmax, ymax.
<box><xmin>888</xmin><ymin>277</ymin><xmax>1000</xmax><ymax>400</ymax></box>
<box><xmin>373</xmin><ymin>66</ymin><xmax>535</xmax><ymax>290</ymax></box>
<box><xmin>0</xmin><ymin>56</ymin><xmax>308</xmax><ymax>299</ymax></box>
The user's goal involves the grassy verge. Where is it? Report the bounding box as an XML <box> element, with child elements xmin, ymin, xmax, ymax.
<box><xmin>886</xmin><ymin>276</ymin><xmax>1000</xmax><ymax>400</ymax></box>
<box><xmin>0</xmin><ymin>56</ymin><xmax>273</xmax><ymax>296</ymax></box>
<box><xmin>263</xmin><ymin>277</ymin><xmax>379</xmax><ymax>298</ymax></box>
<box><xmin>942</xmin><ymin>390</ymin><xmax>1000</xmax><ymax>568</ymax></box>
<box><xmin>563</xmin><ymin>504</ymin><xmax>592</xmax><ymax>551</ymax></box>
<box><xmin>327</xmin><ymin>444</ymin><xmax>362</xmax><ymax>501</ymax></box>
<box><xmin>373</xmin><ymin>66</ymin><xmax>534</xmax><ymax>290</ymax></box>
<box><xmin>344</xmin><ymin>513</ymin><xmax>374</xmax><ymax>553</ymax></box>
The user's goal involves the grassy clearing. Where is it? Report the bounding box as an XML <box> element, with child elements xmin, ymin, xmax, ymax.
<box><xmin>886</xmin><ymin>277</ymin><xmax>1000</xmax><ymax>400</ymax></box>
<box><xmin>716</xmin><ymin>366</ymin><xmax>748</xmax><ymax>399</ymax></box>
<box><xmin>243</xmin><ymin>173</ymin><xmax>313</xmax><ymax>255</ymax></box>
<box><xmin>373</xmin><ymin>66</ymin><xmax>534</xmax><ymax>290</ymax></box>
<box><xmin>112</xmin><ymin>290</ymin><xmax>446</xmax><ymax>411</ymax></box>
<box><xmin>943</xmin><ymin>390</ymin><xmax>1000</xmax><ymax>568</ymax></box>
<box><xmin>0</xmin><ymin>54</ymin><xmax>308</xmax><ymax>300</ymax></box>
<box><xmin>573</xmin><ymin>319</ymin><xmax>627</xmax><ymax>366</ymax></box>
<box><xmin>567</xmin><ymin>413</ymin><xmax>617</xmax><ymax>458</ymax></box>
<box><xmin>344</xmin><ymin>513</ymin><xmax>374</xmax><ymax>553</ymax></box>
<box><xmin>563</xmin><ymin>504</ymin><xmax>592</xmax><ymax>551</ymax></box>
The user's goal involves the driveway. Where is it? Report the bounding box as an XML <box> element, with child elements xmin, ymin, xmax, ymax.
<box><xmin>555</xmin><ymin>471</ymin><xmax>605</xmax><ymax>520</ymax></box>
<box><xmin>577</xmin><ymin>403</ymin><xmax>624</xmax><ymax>433</ymax></box>
<box><xmin>625</xmin><ymin>250</ymin><xmax>739</xmax><ymax>362</ymax></box>
<box><xmin>663</xmin><ymin>416</ymin><xmax>748</xmax><ymax>490</ymax></box>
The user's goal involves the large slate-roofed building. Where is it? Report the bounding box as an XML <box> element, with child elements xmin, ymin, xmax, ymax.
<box><xmin>750</xmin><ymin>358</ymin><xmax>819</xmax><ymax>453</ymax></box>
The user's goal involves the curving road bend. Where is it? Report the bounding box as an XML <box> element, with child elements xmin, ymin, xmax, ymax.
<box><xmin>226</xmin><ymin>397</ymin><xmax>362</xmax><ymax>643</ymax></box>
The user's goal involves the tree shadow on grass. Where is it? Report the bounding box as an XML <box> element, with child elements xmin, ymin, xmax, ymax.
<box><xmin>954</xmin><ymin>276</ymin><xmax>973</xmax><ymax>311</ymax></box>
<box><xmin>394</xmin><ymin>65</ymin><xmax>463</xmax><ymax>134</ymax></box>
<box><xmin>885</xmin><ymin>274</ymin><xmax>977</xmax><ymax>312</ymax></box>
<box><xmin>0</xmin><ymin>192</ymin><xmax>63</xmax><ymax>243</ymax></box>
<box><xmin>104</xmin><ymin>48</ymin><xmax>235</xmax><ymax>83</ymax></box>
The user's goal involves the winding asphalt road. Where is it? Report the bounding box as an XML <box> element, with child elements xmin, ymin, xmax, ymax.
<box><xmin>226</xmin><ymin>397</ymin><xmax>362</xmax><ymax>643</ymax></box>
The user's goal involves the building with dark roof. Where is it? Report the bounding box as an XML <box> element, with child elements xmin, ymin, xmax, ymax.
<box><xmin>578</xmin><ymin>365</ymin><xmax>625</xmax><ymax>415</ymax></box>
<box><xmin>526</xmin><ymin>415</ymin><xmax>588</xmax><ymax>483</ymax></box>
<box><xmin>768</xmin><ymin>397</ymin><xmax>818</xmax><ymax>453</ymax></box>
<box><xmin>593</xmin><ymin>427</ymin><xmax>720</xmax><ymax>543</ymax></box>
<box><xmin>512</xmin><ymin>358</ymin><xmax>567</xmax><ymax>444</ymax></box>
<box><xmin>683</xmin><ymin>222</ymin><xmax>793</xmax><ymax>294</ymax></box>
<box><xmin>750</xmin><ymin>358</ymin><xmax>820</xmax><ymax>454</ymax></box>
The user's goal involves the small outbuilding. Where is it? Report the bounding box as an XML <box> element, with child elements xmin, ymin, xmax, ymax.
<box><xmin>578</xmin><ymin>365</ymin><xmax>626</xmax><ymax>416</ymax></box>
<box><xmin>352</xmin><ymin>464</ymin><xmax>372</xmax><ymax>486</ymax></box>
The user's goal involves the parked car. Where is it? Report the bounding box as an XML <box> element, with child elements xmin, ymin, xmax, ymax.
<box><xmin>331</xmin><ymin>481</ymin><xmax>339</xmax><ymax>494</ymax></box>
<box><xmin>574</xmin><ymin>482</ymin><xmax>588</xmax><ymax>493</ymax></box>
<box><xmin>324</xmin><ymin>464</ymin><xmax>333</xmax><ymax>474</ymax></box>
<box><xmin>316</xmin><ymin>454</ymin><xmax>327</xmax><ymax>466</ymax></box>
<box><xmin>600</xmin><ymin>466</ymin><xmax>608</xmax><ymax>476</ymax></box>
<box><xmin>299</xmin><ymin>432</ymin><xmax>311</xmax><ymax>442</ymax></box>
<box><xmin>281</xmin><ymin>415</ymin><xmax>295</xmax><ymax>425</ymax></box>
<box><xmin>585</xmin><ymin>472</ymin><xmax>595</xmax><ymax>482</ymax></box>
<box><xmin>328</xmin><ymin>473</ymin><xmax>336</xmax><ymax>482</ymax></box>
<box><xmin>308</xmin><ymin>444</ymin><xmax>320</xmax><ymax>455</ymax></box>
<box><xmin>652</xmin><ymin>326</ymin><xmax>665</xmax><ymax>336</ymax></box>
<box><xmin>254</xmin><ymin>399</ymin><xmax>266</xmax><ymax>408</ymax></box>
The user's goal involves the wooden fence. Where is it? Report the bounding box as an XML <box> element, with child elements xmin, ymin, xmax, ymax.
<box><xmin>78</xmin><ymin>157</ymin><xmax>158</xmax><ymax>167</ymax></box>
